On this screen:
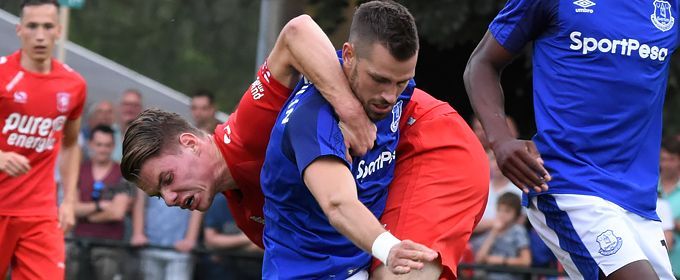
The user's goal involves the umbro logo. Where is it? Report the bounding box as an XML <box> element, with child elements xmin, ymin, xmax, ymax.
<box><xmin>574</xmin><ymin>0</ymin><xmax>595</xmax><ymax>13</ymax></box>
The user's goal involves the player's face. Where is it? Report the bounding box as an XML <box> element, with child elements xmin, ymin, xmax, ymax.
<box><xmin>660</xmin><ymin>148</ymin><xmax>680</xmax><ymax>176</ymax></box>
<box><xmin>88</xmin><ymin>131</ymin><xmax>114</xmax><ymax>164</ymax></box>
<box><xmin>137</xmin><ymin>137</ymin><xmax>217</xmax><ymax>212</ymax></box>
<box><xmin>16</xmin><ymin>4</ymin><xmax>61</xmax><ymax>63</ymax></box>
<box><xmin>191</xmin><ymin>96</ymin><xmax>216</xmax><ymax>126</ymax></box>
<box><xmin>343</xmin><ymin>42</ymin><xmax>417</xmax><ymax>121</ymax></box>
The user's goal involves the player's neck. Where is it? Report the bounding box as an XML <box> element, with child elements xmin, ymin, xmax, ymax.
<box><xmin>209</xmin><ymin>137</ymin><xmax>237</xmax><ymax>192</ymax></box>
<box><xmin>20</xmin><ymin>53</ymin><xmax>52</xmax><ymax>74</ymax></box>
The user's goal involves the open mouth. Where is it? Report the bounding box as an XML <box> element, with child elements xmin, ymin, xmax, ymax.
<box><xmin>184</xmin><ymin>196</ymin><xmax>194</xmax><ymax>209</ymax></box>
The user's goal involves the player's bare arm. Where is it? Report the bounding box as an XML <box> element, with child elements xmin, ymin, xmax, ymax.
<box><xmin>303</xmin><ymin>157</ymin><xmax>438</xmax><ymax>275</ymax></box>
<box><xmin>267</xmin><ymin>15</ymin><xmax>375</xmax><ymax>156</ymax></box>
<box><xmin>0</xmin><ymin>149</ymin><xmax>31</xmax><ymax>177</ymax></box>
<box><xmin>464</xmin><ymin>31</ymin><xmax>550</xmax><ymax>193</ymax></box>
<box><xmin>58</xmin><ymin>116</ymin><xmax>82</xmax><ymax>233</ymax></box>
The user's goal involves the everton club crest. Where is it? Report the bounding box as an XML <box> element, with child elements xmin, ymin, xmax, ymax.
<box><xmin>596</xmin><ymin>230</ymin><xmax>623</xmax><ymax>256</ymax></box>
<box><xmin>391</xmin><ymin>100</ymin><xmax>403</xmax><ymax>133</ymax></box>
<box><xmin>652</xmin><ymin>0</ymin><xmax>675</xmax><ymax>32</ymax></box>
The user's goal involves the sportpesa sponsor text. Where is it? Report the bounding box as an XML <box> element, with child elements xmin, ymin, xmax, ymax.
<box><xmin>569</xmin><ymin>31</ymin><xmax>669</xmax><ymax>61</ymax></box>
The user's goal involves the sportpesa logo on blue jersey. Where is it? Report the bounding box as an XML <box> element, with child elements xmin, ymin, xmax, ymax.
<box><xmin>569</xmin><ymin>31</ymin><xmax>669</xmax><ymax>61</ymax></box>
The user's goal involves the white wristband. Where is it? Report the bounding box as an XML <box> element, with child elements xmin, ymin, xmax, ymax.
<box><xmin>371</xmin><ymin>231</ymin><xmax>401</xmax><ymax>266</ymax></box>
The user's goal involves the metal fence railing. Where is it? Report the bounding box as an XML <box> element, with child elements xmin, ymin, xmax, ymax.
<box><xmin>5</xmin><ymin>238</ymin><xmax>570</xmax><ymax>280</ymax></box>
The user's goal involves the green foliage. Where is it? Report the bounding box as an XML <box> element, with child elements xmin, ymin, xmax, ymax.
<box><xmin>1</xmin><ymin>1</ymin><xmax>260</xmax><ymax>112</ymax></box>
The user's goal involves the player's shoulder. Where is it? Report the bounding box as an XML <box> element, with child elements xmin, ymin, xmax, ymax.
<box><xmin>286</xmin><ymin>82</ymin><xmax>334</xmax><ymax>123</ymax></box>
<box><xmin>0</xmin><ymin>52</ymin><xmax>18</xmax><ymax>72</ymax></box>
<box><xmin>405</xmin><ymin>88</ymin><xmax>454</xmax><ymax>115</ymax></box>
<box><xmin>54</xmin><ymin>60</ymin><xmax>87</xmax><ymax>85</ymax></box>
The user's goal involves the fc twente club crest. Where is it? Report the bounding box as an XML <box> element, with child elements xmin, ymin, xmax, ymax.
<box><xmin>56</xmin><ymin>92</ymin><xmax>71</xmax><ymax>113</ymax></box>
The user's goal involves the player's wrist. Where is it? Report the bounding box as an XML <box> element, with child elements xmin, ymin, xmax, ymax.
<box><xmin>371</xmin><ymin>231</ymin><xmax>401</xmax><ymax>266</ymax></box>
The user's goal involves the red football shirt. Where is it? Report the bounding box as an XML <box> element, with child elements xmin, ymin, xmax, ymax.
<box><xmin>214</xmin><ymin>62</ymin><xmax>291</xmax><ymax>248</ymax></box>
<box><xmin>0</xmin><ymin>51</ymin><xmax>87</xmax><ymax>217</ymax></box>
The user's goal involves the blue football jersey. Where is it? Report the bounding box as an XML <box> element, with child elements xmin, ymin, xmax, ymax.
<box><xmin>489</xmin><ymin>0</ymin><xmax>679</xmax><ymax>220</ymax></box>
<box><xmin>260</xmin><ymin>73</ymin><xmax>414</xmax><ymax>278</ymax></box>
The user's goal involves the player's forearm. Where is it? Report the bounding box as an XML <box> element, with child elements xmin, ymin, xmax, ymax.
<box><xmin>325</xmin><ymin>198</ymin><xmax>387</xmax><ymax>253</ymax></box>
<box><xmin>304</xmin><ymin>158</ymin><xmax>386</xmax><ymax>253</ymax></box>
<box><xmin>59</xmin><ymin>143</ymin><xmax>81</xmax><ymax>205</ymax></box>
<box><xmin>464</xmin><ymin>35</ymin><xmax>516</xmax><ymax>148</ymax></box>
<box><xmin>281</xmin><ymin>15</ymin><xmax>363</xmax><ymax>122</ymax></box>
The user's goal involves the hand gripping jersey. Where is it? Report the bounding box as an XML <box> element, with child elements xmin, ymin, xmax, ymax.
<box><xmin>214</xmin><ymin>61</ymin><xmax>292</xmax><ymax>248</ymax></box>
<box><xmin>490</xmin><ymin>0</ymin><xmax>679</xmax><ymax>220</ymax></box>
<box><xmin>0</xmin><ymin>51</ymin><xmax>87</xmax><ymax>217</ymax></box>
<box><xmin>260</xmin><ymin>77</ymin><xmax>414</xmax><ymax>278</ymax></box>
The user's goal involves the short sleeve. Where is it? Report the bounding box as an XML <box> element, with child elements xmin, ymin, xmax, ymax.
<box><xmin>489</xmin><ymin>0</ymin><xmax>556</xmax><ymax>53</ymax></box>
<box><xmin>68</xmin><ymin>82</ymin><xmax>87</xmax><ymax>120</ymax></box>
<box><xmin>284</xmin><ymin>95</ymin><xmax>350</xmax><ymax>177</ymax></box>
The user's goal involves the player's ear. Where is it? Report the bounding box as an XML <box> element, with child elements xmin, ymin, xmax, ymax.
<box><xmin>342</xmin><ymin>43</ymin><xmax>354</xmax><ymax>67</ymax></box>
<box><xmin>178</xmin><ymin>133</ymin><xmax>199</xmax><ymax>152</ymax></box>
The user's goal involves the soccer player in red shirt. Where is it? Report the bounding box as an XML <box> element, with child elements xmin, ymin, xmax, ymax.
<box><xmin>0</xmin><ymin>1</ymin><xmax>87</xmax><ymax>279</ymax></box>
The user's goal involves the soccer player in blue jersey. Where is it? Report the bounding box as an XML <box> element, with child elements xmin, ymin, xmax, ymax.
<box><xmin>259</xmin><ymin>1</ymin><xmax>439</xmax><ymax>279</ymax></box>
<box><xmin>465</xmin><ymin>0</ymin><xmax>677</xmax><ymax>279</ymax></box>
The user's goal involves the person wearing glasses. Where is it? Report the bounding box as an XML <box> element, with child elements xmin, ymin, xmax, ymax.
<box><xmin>69</xmin><ymin>125</ymin><xmax>134</xmax><ymax>279</ymax></box>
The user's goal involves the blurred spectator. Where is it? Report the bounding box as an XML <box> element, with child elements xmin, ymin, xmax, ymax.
<box><xmin>114</xmin><ymin>89</ymin><xmax>144</xmax><ymax>162</ymax></box>
<box><xmin>660</xmin><ymin>137</ymin><xmax>680</xmax><ymax>278</ymax></box>
<box><xmin>79</xmin><ymin>100</ymin><xmax>120</xmax><ymax>161</ymax></box>
<box><xmin>67</xmin><ymin>125</ymin><xmax>134</xmax><ymax>280</ymax></box>
<box><xmin>195</xmin><ymin>194</ymin><xmax>261</xmax><ymax>280</ymax></box>
<box><xmin>475</xmin><ymin>192</ymin><xmax>531</xmax><ymax>280</ymax></box>
<box><xmin>131</xmin><ymin>190</ymin><xmax>203</xmax><ymax>280</ymax></box>
<box><xmin>82</xmin><ymin>100</ymin><xmax>116</xmax><ymax>140</ymax></box>
<box><xmin>190</xmin><ymin>89</ymin><xmax>220</xmax><ymax>133</ymax></box>
<box><xmin>475</xmin><ymin>193</ymin><xmax>531</xmax><ymax>280</ymax></box>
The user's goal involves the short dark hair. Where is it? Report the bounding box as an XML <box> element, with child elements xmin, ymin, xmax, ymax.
<box><xmin>20</xmin><ymin>0</ymin><xmax>59</xmax><ymax>16</ymax></box>
<box><xmin>121</xmin><ymin>108</ymin><xmax>203</xmax><ymax>184</ymax></box>
<box><xmin>89</xmin><ymin>124</ymin><xmax>115</xmax><ymax>142</ymax></box>
<box><xmin>349</xmin><ymin>0</ymin><xmax>418</xmax><ymax>61</ymax></box>
<box><xmin>662</xmin><ymin>137</ymin><xmax>680</xmax><ymax>156</ymax></box>
<box><xmin>192</xmin><ymin>89</ymin><xmax>215</xmax><ymax>105</ymax></box>
<box><xmin>497</xmin><ymin>192</ymin><xmax>522</xmax><ymax>219</ymax></box>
